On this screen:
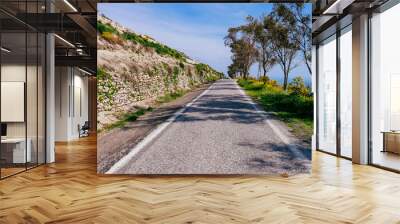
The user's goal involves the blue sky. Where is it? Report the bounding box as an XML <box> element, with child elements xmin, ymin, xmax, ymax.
<box><xmin>98</xmin><ymin>3</ymin><xmax>312</xmax><ymax>85</ymax></box>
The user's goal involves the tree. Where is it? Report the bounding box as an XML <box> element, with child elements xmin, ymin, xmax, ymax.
<box><xmin>257</xmin><ymin>17</ymin><xmax>277</xmax><ymax>83</ymax></box>
<box><xmin>225</xmin><ymin>23</ymin><xmax>258</xmax><ymax>79</ymax></box>
<box><xmin>288</xmin><ymin>76</ymin><xmax>309</xmax><ymax>96</ymax></box>
<box><xmin>264</xmin><ymin>3</ymin><xmax>301</xmax><ymax>90</ymax></box>
<box><xmin>227</xmin><ymin>63</ymin><xmax>240</xmax><ymax>78</ymax></box>
<box><xmin>241</xmin><ymin>16</ymin><xmax>277</xmax><ymax>83</ymax></box>
<box><xmin>288</xmin><ymin>4</ymin><xmax>312</xmax><ymax>75</ymax></box>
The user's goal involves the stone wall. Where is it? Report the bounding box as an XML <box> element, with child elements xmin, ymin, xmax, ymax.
<box><xmin>97</xmin><ymin>16</ymin><xmax>222</xmax><ymax>130</ymax></box>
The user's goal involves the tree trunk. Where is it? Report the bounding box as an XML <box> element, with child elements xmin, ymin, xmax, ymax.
<box><xmin>304</xmin><ymin>53</ymin><xmax>311</xmax><ymax>75</ymax></box>
<box><xmin>305</xmin><ymin>60</ymin><xmax>312</xmax><ymax>75</ymax></box>
<box><xmin>283</xmin><ymin>71</ymin><xmax>289</xmax><ymax>91</ymax></box>
<box><xmin>262</xmin><ymin>64</ymin><xmax>267</xmax><ymax>84</ymax></box>
<box><xmin>244</xmin><ymin>64</ymin><xmax>250</xmax><ymax>80</ymax></box>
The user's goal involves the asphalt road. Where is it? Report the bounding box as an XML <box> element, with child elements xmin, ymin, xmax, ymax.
<box><xmin>111</xmin><ymin>79</ymin><xmax>311</xmax><ymax>175</ymax></box>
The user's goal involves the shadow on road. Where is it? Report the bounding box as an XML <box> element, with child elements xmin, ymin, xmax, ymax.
<box><xmin>121</xmin><ymin>106</ymin><xmax>183</xmax><ymax>129</ymax></box>
<box><xmin>238</xmin><ymin>141</ymin><xmax>311</xmax><ymax>174</ymax></box>
<box><xmin>172</xmin><ymin>94</ymin><xmax>268</xmax><ymax>125</ymax></box>
<box><xmin>99</xmin><ymin>80</ymin><xmax>311</xmax><ymax>175</ymax></box>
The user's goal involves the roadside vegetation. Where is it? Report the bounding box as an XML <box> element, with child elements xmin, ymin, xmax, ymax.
<box><xmin>156</xmin><ymin>89</ymin><xmax>187</xmax><ymax>104</ymax></box>
<box><xmin>101</xmin><ymin>107</ymin><xmax>153</xmax><ymax>132</ymax></box>
<box><xmin>238</xmin><ymin>77</ymin><xmax>313</xmax><ymax>143</ymax></box>
<box><xmin>99</xmin><ymin>86</ymin><xmax>200</xmax><ymax>133</ymax></box>
<box><xmin>225</xmin><ymin>3</ymin><xmax>311</xmax><ymax>90</ymax></box>
<box><xmin>195</xmin><ymin>63</ymin><xmax>224</xmax><ymax>82</ymax></box>
<box><xmin>97</xmin><ymin>67</ymin><xmax>119</xmax><ymax>110</ymax></box>
<box><xmin>97</xmin><ymin>17</ymin><xmax>224</xmax><ymax>132</ymax></box>
<box><xmin>97</xmin><ymin>63</ymin><xmax>217</xmax><ymax>132</ymax></box>
<box><xmin>227</xmin><ymin>3</ymin><xmax>313</xmax><ymax>143</ymax></box>
<box><xmin>97</xmin><ymin>21</ymin><xmax>187</xmax><ymax>61</ymax></box>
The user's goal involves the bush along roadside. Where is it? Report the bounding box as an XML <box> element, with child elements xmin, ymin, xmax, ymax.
<box><xmin>237</xmin><ymin>78</ymin><xmax>313</xmax><ymax>143</ymax></box>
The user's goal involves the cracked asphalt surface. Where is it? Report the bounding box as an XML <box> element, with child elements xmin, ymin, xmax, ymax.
<box><xmin>115</xmin><ymin>79</ymin><xmax>311</xmax><ymax>175</ymax></box>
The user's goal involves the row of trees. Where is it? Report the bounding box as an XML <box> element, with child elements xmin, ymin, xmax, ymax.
<box><xmin>224</xmin><ymin>3</ymin><xmax>311</xmax><ymax>90</ymax></box>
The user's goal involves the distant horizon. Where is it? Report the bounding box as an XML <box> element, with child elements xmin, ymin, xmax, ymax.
<box><xmin>98</xmin><ymin>3</ymin><xmax>312</xmax><ymax>86</ymax></box>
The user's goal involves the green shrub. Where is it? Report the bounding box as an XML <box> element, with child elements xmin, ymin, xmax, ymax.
<box><xmin>97</xmin><ymin>22</ymin><xmax>119</xmax><ymax>35</ymax></box>
<box><xmin>259</xmin><ymin>76</ymin><xmax>270</xmax><ymax>83</ymax></box>
<box><xmin>237</xmin><ymin>78</ymin><xmax>252</xmax><ymax>87</ymax></box>
<box><xmin>238</xmin><ymin>78</ymin><xmax>313</xmax><ymax>142</ymax></box>
<box><xmin>97</xmin><ymin>67</ymin><xmax>108</xmax><ymax>80</ymax></box>
<box><xmin>121</xmin><ymin>31</ymin><xmax>187</xmax><ymax>60</ymax></box>
<box><xmin>288</xmin><ymin>76</ymin><xmax>311</xmax><ymax>96</ymax></box>
<box><xmin>156</xmin><ymin>89</ymin><xmax>186</xmax><ymax>104</ymax></box>
<box><xmin>179</xmin><ymin>61</ymin><xmax>185</xmax><ymax>69</ymax></box>
<box><xmin>101</xmin><ymin>32</ymin><xmax>123</xmax><ymax>44</ymax></box>
<box><xmin>98</xmin><ymin>21</ymin><xmax>187</xmax><ymax>60</ymax></box>
<box><xmin>262</xmin><ymin>93</ymin><xmax>312</xmax><ymax>116</ymax></box>
<box><xmin>97</xmin><ymin>67</ymin><xmax>119</xmax><ymax>107</ymax></box>
<box><xmin>238</xmin><ymin>79</ymin><xmax>313</xmax><ymax>117</ymax></box>
<box><xmin>172</xmin><ymin>66</ymin><xmax>180</xmax><ymax>87</ymax></box>
<box><xmin>195</xmin><ymin>63</ymin><xmax>208</xmax><ymax>74</ymax></box>
<box><xmin>195</xmin><ymin>63</ymin><xmax>223</xmax><ymax>82</ymax></box>
<box><xmin>205</xmin><ymin>75</ymin><xmax>219</xmax><ymax>83</ymax></box>
<box><xmin>102</xmin><ymin>107</ymin><xmax>152</xmax><ymax>132</ymax></box>
<box><xmin>125</xmin><ymin>109</ymin><xmax>145</xmax><ymax>122</ymax></box>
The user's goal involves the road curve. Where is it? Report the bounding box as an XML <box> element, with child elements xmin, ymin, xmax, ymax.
<box><xmin>111</xmin><ymin>79</ymin><xmax>311</xmax><ymax>175</ymax></box>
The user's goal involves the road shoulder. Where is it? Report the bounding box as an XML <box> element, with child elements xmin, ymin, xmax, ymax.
<box><xmin>97</xmin><ymin>83</ymin><xmax>213</xmax><ymax>173</ymax></box>
<box><xmin>235</xmin><ymin>81</ymin><xmax>311</xmax><ymax>151</ymax></box>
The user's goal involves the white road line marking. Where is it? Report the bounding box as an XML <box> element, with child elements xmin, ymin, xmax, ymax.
<box><xmin>106</xmin><ymin>82</ymin><xmax>217</xmax><ymax>174</ymax></box>
<box><xmin>234</xmin><ymin>81</ymin><xmax>307</xmax><ymax>160</ymax></box>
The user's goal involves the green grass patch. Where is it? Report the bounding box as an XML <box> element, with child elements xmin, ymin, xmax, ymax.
<box><xmin>101</xmin><ymin>88</ymin><xmax>190</xmax><ymax>132</ymax></box>
<box><xmin>97</xmin><ymin>21</ymin><xmax>224</xmax><ymax>81</ymax></box>
<box><xmin>122</xmin><ymin>31</ymin><xmax>187</xmax><ymax>60</ymax></box>
<box><xmin>101</xmin><ymin>107</ymin><xmax>153</xmax><ymax>132</ymax></box>
<box><xmin>122</xmin><ymin>32</ymin><xmax>187</xmax><ymax>61</ymax></box>
<box><xmin>275</xmin><ymin>112</ymin><xmax>313</xmax><ymax>143</ymax></box>
<box><xmin>97</xmin><ymin>21</ymin><xmax>187</xmax><ymax>60</ymax></box>
<box><xmin>156</xmin><ymin>89</ymin><xmax>187</xmax><ymax>104</ymax></box>
<box><xmin>97</xmin><ymin>67</ymin><xmax>119</xmax><ymax>106</ymax></box>
<box><xmin>195</xmin><ymin>63</ymin><xmax>224</xmax><ymax>82</ymax></box>
<box><xmin>238</xmin><ymin>79</ymin><xmax>313</xmax><ymax>143</ymax></box>
<box><xmin>97</xmin><ymin>22</ymin><xmax>119</xmax><ymax>35</ymax></box>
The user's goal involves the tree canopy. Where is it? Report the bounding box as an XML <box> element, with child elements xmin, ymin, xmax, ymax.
<box><xmin>225</xmin><ymin>3</ymin><xmax>310</xmax><ymax>90</ymax></box>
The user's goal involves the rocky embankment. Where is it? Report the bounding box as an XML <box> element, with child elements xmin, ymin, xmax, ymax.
<box><xmin>97</xmin><ymin>15</ymin><xmax>223</xmax><ymax>130</ymax></box>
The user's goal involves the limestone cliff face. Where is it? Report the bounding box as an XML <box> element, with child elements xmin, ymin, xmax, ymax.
<box><xmin>97</xmin><ymin>15</ymin><xmax>222</xmax><ymax>130</ymax></box>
